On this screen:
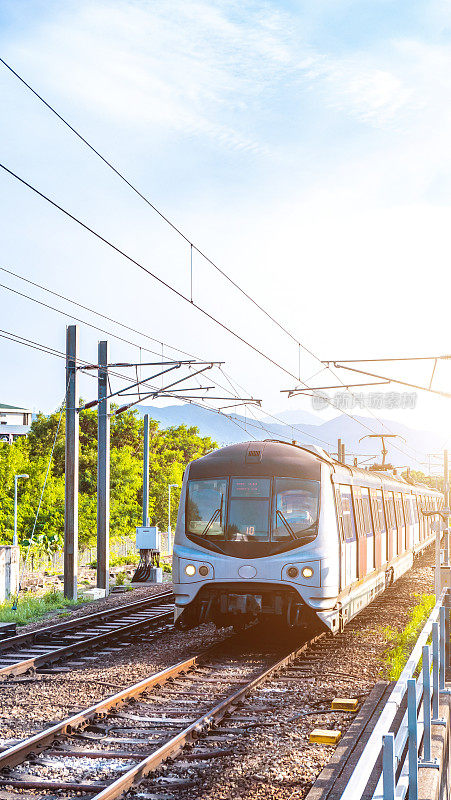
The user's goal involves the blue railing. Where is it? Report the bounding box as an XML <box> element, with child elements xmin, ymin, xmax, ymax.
<box><xmin>339</xmin><ymin>588</ymin><xmax>449</xmax><ymax>800</ymax></box>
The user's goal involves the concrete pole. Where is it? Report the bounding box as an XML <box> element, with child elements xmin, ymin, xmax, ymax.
<box><xmin>97</xmin><ymin>340</ymin><xmax>110</xmax><ymax>595</ymax></box>
<box><xmin>341</xmin><ymin>442</ymin><xmax>346</xmax><ymax>465</ymax></box>
<box><xmin>337</xmin><ymin>439</ymin><xmax>342</xmax><ymax>464</ymax></box>
<box><xmin>143</xmin><ymin>414</ymin><xmax>150</xmax><ymax>527</ymax></box>
<box><xmin>13</xmin><ymin>477</ymin><xmax>18</xmax><ymax>547</ymax></box>
<box><xmin>64</xmin><ymin>325</ymin><xmax>79</xmax><ymax>601</ymax></box>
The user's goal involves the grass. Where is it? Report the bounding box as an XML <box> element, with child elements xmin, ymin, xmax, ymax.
<box><xmin>0</xmin><ymin>589</ymin><xmax>86</xmax><ymax>627</ymax></box>
<box><xmin>381</xmin><ymin>593</ymin><xmax>436</xmax><ymax>680</ymax></box>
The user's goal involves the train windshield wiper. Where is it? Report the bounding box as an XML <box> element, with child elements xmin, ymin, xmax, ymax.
<box><xmin>201</xmin><ymin>495</ymin><xmax>223</xmax><ymax>536</ymax></box>
<box><xmin>276</xmin><ymin>509</ymin><xmax>297</xmax><ymax>540</ymax></box>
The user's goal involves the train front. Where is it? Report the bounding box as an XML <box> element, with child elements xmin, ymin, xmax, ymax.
<box><xmin>172</xmin><ymin>440</ymin><xmax>340</xmax><ymax>631</ymax></box>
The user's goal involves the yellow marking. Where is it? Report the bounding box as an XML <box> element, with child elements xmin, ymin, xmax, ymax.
<box><xmin>331</xmin><ymin>698</ymin><xmax>359</xmax><ymax>711</ymax></box>
<box><xmin>309</xmin><ymin>729</ymin><xmax>341</xmax><ymax>745</ymax></box>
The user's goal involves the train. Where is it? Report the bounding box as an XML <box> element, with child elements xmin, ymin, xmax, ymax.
<box><xmin>172</xmin><ymin>440</ymin><xmax>442</xmax><ymax>633</ymax></box>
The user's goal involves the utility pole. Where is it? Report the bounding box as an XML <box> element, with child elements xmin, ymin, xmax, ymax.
<box><xmin>341</xmin><ymin>442</ymin><xmax>346</xmax><ymax>464</ymax></box>
<box><xmin>337</xmin><ymin>439</ymin><xmax>342</xmax><ymax>464</ymax></box>
<box><xmin>64</xmin><ymin>325</ymin><xmax>79</xmax><ymax>601</ymax></box>
<box><xmin>97</xmin><ymin>340</ymin><xmax>110</xmax><ymax>595</ymax></box>
<box><xmin>143</xmin><ymin>414</ymin><xmax>150</xmax><ymax>527</ymax></box>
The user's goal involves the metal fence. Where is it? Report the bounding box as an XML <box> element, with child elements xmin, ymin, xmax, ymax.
<box><xmin>20</xmin><ymin>532</ymin><xmax>173</xmax><ymax>575</ymax></box>
<box><xmin>339</xmin><ymin>588</ymin><xmax>449</xmax><ymax>800</ymax></box>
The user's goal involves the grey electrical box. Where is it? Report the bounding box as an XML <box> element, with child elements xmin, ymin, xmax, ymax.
<box><xmin>136</xmin><ymin>526</ymin><xmax>160</xmax><ymax>550</ymax></box>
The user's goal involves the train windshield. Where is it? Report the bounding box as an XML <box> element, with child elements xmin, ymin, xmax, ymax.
<box><xmin>186</xmin><ymin>479</ymin><xmax>227</xmax><ymax>537</ymax></box>
<box><xmin>272</xmin><ymin>478</ymin><xmax>319</xmax><ymax>541</ymax></box>
<box><xmin>227</xmin><ymin>478</ymin><xmax>270</xmax><ymax>541</ymax></box>
<box><xmin>186</xmin><ymin>476</ymin><xmax>320</xmax><ymax>545</ymax></box>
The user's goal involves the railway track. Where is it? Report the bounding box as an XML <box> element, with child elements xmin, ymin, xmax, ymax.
<box><xmin>0</xmin><ymin>590</ymin><xmax>174</xmax><ymax>680</ymax></box>
<box><xmin>0</xmin><ymin>627</ymin><xmax>323</xmax><ymax>799</ymax></box>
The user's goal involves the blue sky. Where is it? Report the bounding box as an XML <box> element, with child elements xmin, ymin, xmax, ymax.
<box><xmin>2</xmin><ymin>0</ymin><xmax>451</xmax><ymax>459</ymax></box>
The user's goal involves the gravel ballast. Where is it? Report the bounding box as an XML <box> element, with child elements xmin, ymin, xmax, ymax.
<box><xmin>0</xmin><ymin>549</ymin><xmax>434</xmax><ymax>799</ymax></box>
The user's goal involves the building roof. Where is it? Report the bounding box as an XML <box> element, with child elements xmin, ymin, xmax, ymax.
<box><xmin>0</xmin><ymin>403</ymin><xmax>30</xmax><ymax>412</ymax></box>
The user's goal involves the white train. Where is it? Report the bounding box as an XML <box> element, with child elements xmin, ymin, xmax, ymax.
<box><xmin>172</xmin><ymin>440</ymin><xmax>441</xmax><ymax>632</ymax></box>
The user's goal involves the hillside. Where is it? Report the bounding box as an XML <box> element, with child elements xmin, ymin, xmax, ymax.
<box><xmin>136</xmin><ymin>404</ymin><xmax>442</xmax><ymax>468</ymax></box>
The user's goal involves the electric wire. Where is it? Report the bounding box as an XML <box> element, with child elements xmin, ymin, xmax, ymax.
<box><xmin>0</xmin><ymin>59</ymin><xmax>423</xmax><ymax>458</ymax></box>
<box><xmin>0</xmin><ymin>56</ymin><xmax>303</xmax><ymax>348</ymax></box>
<box><xmin>0</xmin><ymin>265</ymin><xmax>196</xmax><ymax>362</ymax></box>
<box><xmin>0</xmin><ymin>163</ymin><xmax>419</xmax><ymax>463</ymax></box>
<box><xmin>0</xmin><ymin>60</ymin><xmax>425</xmax><ymax>461</ymax></box>
<box><xmin>0</xmin><ymin>325</ymin><xmax>331</xmax><ymax>448</ymax></box>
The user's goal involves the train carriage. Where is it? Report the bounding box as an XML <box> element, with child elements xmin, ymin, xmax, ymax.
<box><xmin>172</xmin><ymin>440</ymin><xmax>441</xmax><ymax>632</ymax></box>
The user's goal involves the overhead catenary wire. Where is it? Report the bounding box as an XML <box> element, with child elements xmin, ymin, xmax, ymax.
<box><xmin>0</xmin><ymin>265</ymin><xmax>336</xmax><ymax>447</ymax></box>
<box><xmin>0</xmin><ymin>324</ymin><xmax>333</xmax><ymax>450</ymax></box>
<box><xmin>0</xmin><ymin>164</ymin><xmax>422</xmax><ymax>466</ymax></box>
<box><xmin>0</xmin><ymin>56</ymin><xmax>303</xmax><ymax>349</ymax></box>
<box><xmin>0</xmin><ymin>58</ymin><xmax>418</xmax><ymax>453</ymax></box>
<box><xmin>0</xmin><ymin>265</ymin><xmax>196</xmax><ymax>362</ymax></box>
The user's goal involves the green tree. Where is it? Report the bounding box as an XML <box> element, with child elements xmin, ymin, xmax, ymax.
<box><xmin>0</xmin><ymin>408</ymin><xmax>216</xmax><ymax>552</ymax></box>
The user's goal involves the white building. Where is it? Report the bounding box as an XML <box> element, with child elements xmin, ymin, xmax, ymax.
<box><xmin>0</xmin><ymin>403</ymin><xmax>32</xmax><ymax>443</ymax></box>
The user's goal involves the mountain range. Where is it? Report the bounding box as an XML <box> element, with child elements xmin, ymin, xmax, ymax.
<box><xmin>136</xmin><ymin>404</ymin><xmax>443</xmax><ymax>470</ymax></box>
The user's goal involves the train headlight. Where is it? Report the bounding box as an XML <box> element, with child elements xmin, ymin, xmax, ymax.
<box><xmin>287</xmin><ymin>566</ymin><xmax>299</xmax><ymax>579</ymax></box>
<box><xmin>184</xmin><ymin>564</ymin><xmax>196</xmax><ymax>577</ymax></box>
<box><xmin>301</xmin><ymin>566</ymin><xmax>314</xmax><ymax>579</ymax></box>
<box><xmin>198</xmin><ymin>565</ymin><xmax>209</xmax><ymax>577</ymax></box>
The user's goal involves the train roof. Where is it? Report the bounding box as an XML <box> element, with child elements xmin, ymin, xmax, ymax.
<box><xmin>189</xmin><ymin>440</ymin><xmax>322</xmax><ymax>480</ymax></box>
<box><xmin>189</xmin><ymin>439</ymin><xmax>441</xmax><ymax>496</ymax></box>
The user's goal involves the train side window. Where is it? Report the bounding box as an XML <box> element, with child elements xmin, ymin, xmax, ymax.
<box><xmin>404</xmin><ymin>497</ymin><xmax>412</xmax><ymax>525</ymax></box>
<box><xmin>389</xmin><ymin>495</ymin><xmax>396</xmax><ymax>528</ymax></box>
<box><xmin>376</xmin><ymin>490</ymin><xmax>386</xmax><ymax>533</ymax></box>
<box><xmin>339</xmin><ymin>486</ymin><xmax>357</xmax><ymax>541</ymax></box>
<box><xmin>361</xmin><ymin>489</ymin><xmax>373</xmax><ymax>535</ymax></box>
<box><xmin>370</xmin><ymin>490</ymin><xmax>380</xmax><ymax>534</ymax></box>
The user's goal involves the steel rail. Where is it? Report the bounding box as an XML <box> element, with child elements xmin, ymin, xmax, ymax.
<box><xmin>0</xmin><ymin>592</ymin><xmax>174</xmax><ymax>679</ymax></box>
<box><xmin>0</xmin><ymin>590</ymin><xmax>174</xmax><ymax>651</ymax></box>
<box><xmin>0</xmin><ymin>632</ymin><xmax>326</xmax><ymax>800</ymax></box>
<box><xmin>87</xmin><ymin>632</ymin><xmax>324</xmax><ymax>800</ymax></box>
<box><xmin>0</xmin><ymin>657</ymin><xmax>197</xmax><ymax>770</ymax></box>
<box><xmin>0</xmin><ymin>631</ymin><xmax>324</xmax><ymax>797</ymax></box>
<box><xmin>0</xmin><ymin>608</ymin><xmax>174</xmax><ymax>679</ymax></box>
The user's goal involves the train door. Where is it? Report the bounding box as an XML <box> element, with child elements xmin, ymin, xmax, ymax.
<box><xmin>352</xmin><ymin>486</ymin><xmax>367</xmax><ymax>579</ymax></box>
<box><xmin>334</xmin><ymin>486</ymin><xmax>347</xmax><ymax>591</ymax></box>
<box><xmin>371</xmin><ymin>488</ymin><xmax>382</xmax><ymax>568</ymax></box>
<box><xmin>339</xmin><ymin>485</ymin><xmax>357</xmax><ymax>585</ymax></box>
<box><xmin>394</xmin><ymin>493</ymin><xmax>405</xmax><ymax>553</ymax></box>
<box><xmin>376</xmin><ymin>490</ymin><xmax>387</xmax><ymax>564</ymax></box>
<box><xmin>362</xmin><ymin>488</ymin><xmax>375</xmax><ymax>573</ymax></box>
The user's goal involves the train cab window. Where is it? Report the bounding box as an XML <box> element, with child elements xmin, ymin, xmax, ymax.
<box><xmin>186</xmin><ymin>479</ymin><xmax>228</xmax><ymax>537</ymax></box>
<box><xmin>227</xmin><ymin>478</ymin><xmax>270</xmax><ymax>541</ymax></box>
<box><xmin>272</xmin><ymin>478</ymin><xmax>320</xmax><ymax>541</ymax></box>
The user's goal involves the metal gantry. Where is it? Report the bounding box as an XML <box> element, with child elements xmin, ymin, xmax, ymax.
<box><xmin>63</xmin><ymin>324</ymin><xmax>261</xmax><ymax>599</ymax></box>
